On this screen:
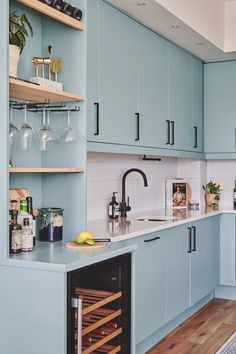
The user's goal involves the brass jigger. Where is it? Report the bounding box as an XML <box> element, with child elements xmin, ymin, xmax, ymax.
<box><xmin>32</xmin><ymin>57</ymin><xmax>52</xmax><ymax>79</ymax></box>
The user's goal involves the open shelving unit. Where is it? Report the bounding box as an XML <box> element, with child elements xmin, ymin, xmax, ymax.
<box><xmin>9</xmin><ymin>78</ymin><xmax>85</xmax><ymax>103</ymax></box>
<box><xmin>17</xmin><ymin>0</ymin><xmax>85</xmax><ymax>30</ymax></box>
<box><xmin>9</xmin><ymin>167</ymin><xmax>85</xmax><ymax>173</ymax></box>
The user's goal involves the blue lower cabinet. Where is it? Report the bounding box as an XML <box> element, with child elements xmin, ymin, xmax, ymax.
<box><xmin>135</xmin><ymin>232</ymin><xmax>166</xmax><ymax>344</ymax></box>
<box><xmin>165</xmin><ymin>224</ymin><xmax>190</xmax><ymax>322</ymax></box>
<box><xmin>190</xmin><ymin>217</ymin><xmax>220</xmax><ymax>306</ymax></box>
<box><xmin>220</xmin><ymin>214</ymin><xmax>236</xmax><ymax>286</ymax></box>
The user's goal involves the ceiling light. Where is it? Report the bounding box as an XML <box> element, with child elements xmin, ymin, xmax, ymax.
<box><xmin>137</xmin><ymin>1</ymin><xmax>147</xmax><ymax>6</ymax></box>
<box><xmin>196</xmin><ymin>42</ymin><xmax>204</xmax><ymax>46</ymax></box>
<box><xmin>171</xmin><ymin>25</ymin><xmax>180</xmax><ymax>29</ymax></box>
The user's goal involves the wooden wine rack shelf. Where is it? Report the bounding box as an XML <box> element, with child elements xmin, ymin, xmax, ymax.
<box><xmin>75</xmin><ymin>288</ymin><xmax>123</xmax><ymax>354</ymax></box>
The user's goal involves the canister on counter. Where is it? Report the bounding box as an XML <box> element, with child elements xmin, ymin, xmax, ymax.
<box><xmin>38</xmin><ymin>208</ymin><xmax>64</xmax><ymax>242</ymax></box>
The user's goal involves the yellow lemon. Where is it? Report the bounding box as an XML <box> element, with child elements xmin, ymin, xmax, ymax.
<box><xmin>75</xmin><ymin>231</ymin><xmax>94</xmax><ymax>245</ymax></box>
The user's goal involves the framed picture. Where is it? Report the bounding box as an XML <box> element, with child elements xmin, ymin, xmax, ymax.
<box><xmin>166</xmin><ymin>179</ymin><xmax>187</xmax><ymax>209</ymax></box>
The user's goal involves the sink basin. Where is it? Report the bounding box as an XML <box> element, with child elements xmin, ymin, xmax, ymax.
<box><xmin>137</xmin><ymin>216</ymin><xmax>178</xmax><ymax>222</ymax></box>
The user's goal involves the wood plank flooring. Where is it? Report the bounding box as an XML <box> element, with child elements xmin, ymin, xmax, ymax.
<box><xmin>147</xmin><ymin>299</ymin><xmax>236</xmax><ymax>354</ymax></box>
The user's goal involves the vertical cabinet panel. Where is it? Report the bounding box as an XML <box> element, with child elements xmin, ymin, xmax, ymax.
<box><xmin>138</xmin><ymin>27</ymin><xmax>168</xmax><ymax>148</ymax></box>
<box><xmin>166</xmin><ymin>225</ymin><xmax>190</xmax><ymax>322</ymax></box>
<box><xmin>98</xmin><ymin>1</ymin><xmax>138</xmax><ymax>145</ymax></box>
<box><xmin>220</xmin><ymin>214</ymin><xmax>236</xmax><ymax>286</ymax></box>
<box><xmin>168</xmin><ymin>44</ymin><xmax>192</xmax><ymax>151</ymax></box>
<box><xmin>192</xmin><ymin>57</ymin><xmax>203</xmax><ymax>152</ymax></box>
<box><xmin>135</xmin><ymin>233</ymin><xmax>166</xmax><ymax>344</ymax></box>
<box><xmin>204</xmin><ymin>61</ymin><xmax>236</xmax><ymax>153</ymax></box>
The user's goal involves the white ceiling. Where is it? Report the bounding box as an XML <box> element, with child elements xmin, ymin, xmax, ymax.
<box><xmin>106</xmin><ymin>0</ymin><xmax>236</xmax><ymax>62</ymax></box>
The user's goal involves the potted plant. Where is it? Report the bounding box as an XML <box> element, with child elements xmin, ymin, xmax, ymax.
<box><xmin>203</xmin><ymin>181</ymin><xmax>223</xmax><ymax>209</ymax></box>
<box><xmin>9</xmin><ymin>11</ymin><xmax>33</xmax><ymax>77</ymax></box>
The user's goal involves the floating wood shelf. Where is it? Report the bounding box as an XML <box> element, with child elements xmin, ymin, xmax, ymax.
<box><xmin>9</xmin><ymin>167</ymin><xmax>85</xmax><ymax>173</ymax></box>
<box><xmin>9</xmin><ymin>78</ymin><xmax>85</xmax><ymax>103</ymax></box>
<box><xmin>17</xmin><ymin>0</ymin><xmax>85</xmax><ymax>30</ymax></box>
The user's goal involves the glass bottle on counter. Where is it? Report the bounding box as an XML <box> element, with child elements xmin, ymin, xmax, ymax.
<box><xmin>17</xmin><ymin>199</ymin><xmax>33</xmax><ymax>227</ymax></box>
<box><xmin>9</xmin><ymin>210</ymin><xmax>22</xmax><ymax>254</ymax></box>
<box><xmin>9</xmin><ymin>199</ymin><xmax>18</xmax><ymax>225</ymax></box>
<box><xmin>26</xmin><ymin>196</ymin><xmax>36</xmax><ymax>246</ymax></box>
<box><xmin>22</xmin><ymin>218</ymin><xmax>33</xmax><ymax>252</ymax></box>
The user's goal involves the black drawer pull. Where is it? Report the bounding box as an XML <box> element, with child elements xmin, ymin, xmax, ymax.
<box><xmin>166</xmin><ymin>120</ymin><xmax>170</xmax><ymax>144</ymax></box>
<box><xmin>144</xmin><ymin>236</ymin><xmax>160</xmax><ymax>243</ymax></box>
<box><xmin>170</xmin><ymin>120</ymin><xmax>175</xmax><ymax>145</ymax></box>
<box><xmin>94</xmin><ymin>102</ymin><xmax>99</xmax><ymax>136</ymax></box>
<box><xmin>187</xmin><ymin>227</ymin><xmax>192</xmax><ymax>253</ymax></box>
<box><xmin>192</xmin><ymin>226</ymin><xmax>197</xmax><ymax>251</ymax></box>
<box><xmin>194</xmin><ymin>126</ymin><xmax>198</xmax><ymax>148</ymax></box>
<box><xmin>135</xmin><ymin>112</ymin><xmax>140</xmax><ymax>141</ymax></box>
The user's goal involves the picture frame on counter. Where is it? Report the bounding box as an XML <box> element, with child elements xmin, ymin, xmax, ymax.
<box><xmin>166</xmin><ymin>179</ymin><xmax>187</xmax><ymax>209</ymax></box>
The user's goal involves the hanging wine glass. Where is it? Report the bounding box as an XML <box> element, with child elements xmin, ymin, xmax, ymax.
<box><xmin>60</xmin><ymin>110</ymin><xmax>77</xmax><ymax>143</ymax></box>
<box><xmin>46</xmin><ymin>111</ymin><xmax>57</xmax><ymax>142</ymax></box>
<box><xmin>19</xmin><ymin>105</ymin><xmax>35</xmax><ymax>151</ymax></box>
<box><xmin>37</xmin><ymin>108</ymin><xmax>57</xmax><ymax>151</ymax></box>
<box><xmin>9</xmin><ymin>105</ymin><xmax>19</xmax><ymax>166</ymax></box>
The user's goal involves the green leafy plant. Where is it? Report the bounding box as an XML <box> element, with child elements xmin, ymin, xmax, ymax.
<box><xmin>9</xmin><ymin>11</ymin><xmax>33</xmax><ymax>54</ymax></box>
<box><xmin>202</xmin><ymin>180</ymin><xmax>223</xmax><ymax>194</ymax></box>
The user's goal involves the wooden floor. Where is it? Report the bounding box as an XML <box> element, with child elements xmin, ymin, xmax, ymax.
<box><xmin>147</xmin><ymin>299</ymin><xmax>236</xmax><ymax>354</ymax></box>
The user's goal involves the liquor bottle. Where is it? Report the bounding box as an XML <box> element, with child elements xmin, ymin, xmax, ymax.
<box><xmin>9</xmin><ymin>199</ymin><xmax>18</xmax><ymax>225</ymax></box>
<box><xmin>26</xmin><ymin>196</ymin><xmax>36</xmax><ymax>246</ymax></box>
<box><xmin>17</xmin><ymin>199</ymin><xmax>33</xmax><ymax>227</ymax></box>
<box><xmin>22</xmin><ymin>218</ymin><xmax>33</xmax><ymax>252</ymax></box>
<box><xmin>9</xmin><ymin>210</ymin><xmax>22</xmax><ymax>254</ymax></box>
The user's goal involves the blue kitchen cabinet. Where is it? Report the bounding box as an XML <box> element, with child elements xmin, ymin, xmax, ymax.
<box><xmin>204</xmin><ymin>61</ymin><xmax>236</xmax><ymax>153</ymax></box>
<box><xmin>168</xmin><ymin>43</ymin><xmax>193</xmax><ymax>151</ymax></box>
<box><xmin>87</xmin><ymin>0</ymin><xmax>138</xmax><ymax>145</ymax></box>
<box><xmin>138</xmin><ymin>26</ymin><xmax>169</xmax><ymax>148</ymax></box>
<box><xmin>190</xmin><ymin>217</ymin><xmax>220</xmax><ymax>306</ymax></box>
<box><xmin>135</xmin><ymin>232</ymin><xmax>166</xmax><ymax>345</ymax></box>
<box><xmin>192</xmin><ymin>57</ymin><xmax>203</xmax><ymax>152</ymax></box>
<box><xmin>220</xmin><ymin>214</ymin><xmax>236</xmax><ymax>286</ymax></box>
<box><xmin>165</xmin><ymin>224</ymin><xmax>190</xmax><ymax>322</ymax></box>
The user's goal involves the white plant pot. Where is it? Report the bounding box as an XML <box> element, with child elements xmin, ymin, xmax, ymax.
<box><xmin>9</xmin><ymin>44</ymin><xmax>20</xmax><ymax>77</ymax></box>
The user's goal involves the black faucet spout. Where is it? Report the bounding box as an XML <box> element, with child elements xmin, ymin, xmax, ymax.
<box><xmin>120</xmin><ymin>168</ymin><xmax>148</xmax><ymax>217</ymax></box>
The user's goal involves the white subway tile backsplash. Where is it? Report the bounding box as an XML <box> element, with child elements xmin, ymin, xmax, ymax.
<box><xmin>87</xmin><ymin>153</ymin><xmax>236</xmax><ymax>220</ymax></box>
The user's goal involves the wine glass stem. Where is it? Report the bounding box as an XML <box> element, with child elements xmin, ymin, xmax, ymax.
<box><xmin>43</xmin><ymin>108</ymin><xmax>46</xmax><ymax>126</ymax></box>
<box><xmin>10</xmin><ymin>106</ymin><xmax>13</xmax><ymax>123</ymax></box>
<box><xmin>67</xmin><ymin>111</ymin><xmax>71</xmax><ymax>128</ymax></box>
<box><xmin>24</xmin><ymin>106</ymin><xmax>27</xmax><ymax>123</ymax></box>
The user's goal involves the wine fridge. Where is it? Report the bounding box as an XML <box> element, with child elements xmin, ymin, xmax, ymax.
<box><xmin>67</xmin><ymin>254</ymin><xmax>131</xmax><ymax>354</ymax></box>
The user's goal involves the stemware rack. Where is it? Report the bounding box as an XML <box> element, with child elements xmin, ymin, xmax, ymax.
<box><xmin>10</xmin><ymin>101</ymin><xmax>80</xmax><ymax>113</ymax></box>
<box><xmin>72</xmin><ymin>288</ymin><xmax>123</xmax><ymax>354</ymax></box>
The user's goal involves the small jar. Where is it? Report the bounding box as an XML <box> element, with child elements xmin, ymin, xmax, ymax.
<box><xmin>38</xmin><ymin>208</ymin><xmax>64</xmax><ymax>242</ymax></box>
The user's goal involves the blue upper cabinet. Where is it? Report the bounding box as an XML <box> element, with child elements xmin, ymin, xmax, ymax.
<box><xmin>138</xmin><ymin>26</ymin><xmax>169</xmax><ymax>148</ymax></box>
<box><xmin>191</xmin><ymin>57</ymin><xmax>203</xmax><ymax>152</ymax></box>
<box><xmin>168</xmin><ymin>43</ymin><xmax>193</xmax><ymax>151</ymax></box>
<box><xmin>204</xmin><ymin>61</ymin><xmax>236</xmax><ymax>154</ymax></box>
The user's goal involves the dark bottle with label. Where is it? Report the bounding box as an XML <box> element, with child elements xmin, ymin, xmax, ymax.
<box><xmin>108</xmin><ymin>192</ymin><xmax>119</xmax><ymax>219</ymax></box>
<box><xmin>26</xmin><ymin>196</ymin><xmax>36</xmax><ymax>246</ymax></box>
<box><xmin>9</xmin><ymin>210</ymin><xmax>22</xmax><ymax>254</ymax></box>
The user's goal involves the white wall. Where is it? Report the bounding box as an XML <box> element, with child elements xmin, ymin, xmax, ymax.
<box><xmin>87</xmin><ymin>153</ymin><xmax>177</xmax><ymax>220</ymax></box>
<box><xmin>225</xmin><ymin>1</ymin><xmax>236</xmax><ymax>52</ymax></box>
<box><xmin>87</xmin><ymin>153</ymin><xmax>236</xmax><ymax>220</ymax></box>
<box><xmin>155</xmin><ymin>0</ymin><xmax>225</xmax><ymax>50</ymax></box>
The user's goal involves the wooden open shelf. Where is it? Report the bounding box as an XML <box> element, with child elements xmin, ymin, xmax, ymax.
<box><xmin>9</xmin><ymin>167</ymin><xmax>85</xmax><ymax>173</ymax></box>
<box><xmin>17</xmin><ymin>0</ymin><xmax>85</xmax><ymax>30</ymax></box>
<box><xmin>9</xmin><ymin>78</ymin><xmax>85</xmax><ymax>103</ymax></box>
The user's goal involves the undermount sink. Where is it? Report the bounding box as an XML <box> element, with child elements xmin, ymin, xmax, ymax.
<box><xmin>137</xmin><ymin>216</ymin><xmax>178</xmax><ymax>222</ymax></box>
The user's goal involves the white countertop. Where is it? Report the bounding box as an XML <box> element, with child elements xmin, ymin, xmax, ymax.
<box><xmin>88</xmin><ymin>207</ymin><xmax>236</xmax><ymax>242</ymax></box>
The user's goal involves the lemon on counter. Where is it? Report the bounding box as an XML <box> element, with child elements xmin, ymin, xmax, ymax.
<box><xmin>75</xmin><ymin>231</ymin><xmax>94</xmax><ymax>245</ymax></box>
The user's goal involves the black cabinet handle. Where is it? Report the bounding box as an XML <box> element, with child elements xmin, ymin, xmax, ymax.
<box><xmin>187</xmin><ymin>227</ymin><xmax>192</xmax><ymax>253</ymax></box>
<box><xmin>166</xmin><ymin>120</ymin><xmax>170</xmax><ymax>145</ymax></box>
<box><xmin>194</xmin><ymin>126</ymin><xmax>198</xmax><ymax>149</ymax></box>
<box><xmin>170</xmin><ymin>121</ymin><xmax>175</xmax><ymax>145</ymax></box>
<box><xmin>192</xmin><ymin>226</ymin><xmax>197</xmax><ymax>251</ymax></box>
<box><xmin>144</xmin><ymin>236</ymin><xmax>160</xmax><ymax>243</ymax></box>
<box><xmin>94</xmin><ymin>102</ymin><xmax>99</xmax><ymax>136</ymax></box>
<box><xmin>135</xmin><ymin>113</ymin><xmax>140</xmax><ymax>141</ymax></box>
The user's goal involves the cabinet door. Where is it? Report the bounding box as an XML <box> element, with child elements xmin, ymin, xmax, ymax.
<box><xmin>87</xmin><ymin>0</ymin><xmax>99</xmax><ymax>142</ymax></box>
<box><xmin>192</xmin><ymin>57</ymin><xmax>203</xmax><ymax>152</ymax></box>
<box><xmin>98</xmin><ymin>1</ymin><xmax>138</xmax><ymax>145</ymax></box>
<box><xmin>169</xmin><ymin>44</ymin><xmax>192</xmax><ymax>151</ymax></box>
<box><xmin>138</xmin><ymin>26</ymin><xmax>168</xmax><ymax>148</ymax></box>
<box><xmin>204</xmin><ymin>61</ymin><xmax>236</xmax><ymax>153</ymax></box>
<box><xmin>135</xmin><ymin>232</ymin><xmax>166</xmax><ymax>345</ymax></box>
<box><xmin>166</xmin><ymin>225</ymin><xmax>190</xmax><ymax>322</ymax></box>
<box><xmin>190</xmin><ymin>217</ymin><xmax>220</xmax><ymax>306</ymax></box>
<box><xmin>220</xmin><ymin>214</ymin><xmax>236</xmax><ymax>286</ymax></box>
